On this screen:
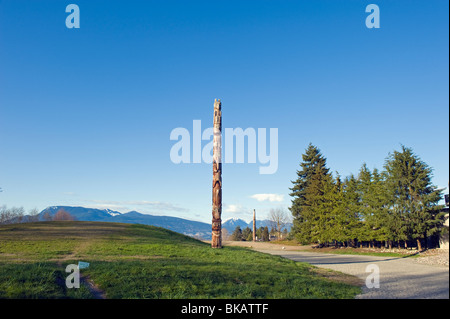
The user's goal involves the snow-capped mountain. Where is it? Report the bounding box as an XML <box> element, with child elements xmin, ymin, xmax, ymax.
<box><xmin>103</xmin><ymin>209</ymin><xmax>122</xmax><ymax>217</ymax></box>
<box><xmin>222</xmin><ymin>218</ymin><xmax>249</xmax><ymax>231</ymax></box>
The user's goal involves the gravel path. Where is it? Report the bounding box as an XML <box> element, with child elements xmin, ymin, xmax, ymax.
<box><xmin>224</xmin><ymin>242</ymin><xmax>449</xmax><ymax>299</ymax></box>
<box><xmin>255</xmin><ymin>249</ymin><xmax>449</xmax><ymax>299</ymax></box>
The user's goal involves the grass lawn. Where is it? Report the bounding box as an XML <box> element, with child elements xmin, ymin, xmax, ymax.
<box><xmin>304</xmin><ymin>248</ymin><xmax>418</xmax><ymax>258</ymax></box>
<box><xmin>271</xmin><ymin>240</ymin><xmax>420</xmax><ymax>258</ymax></box>
<box><xmin>0</xmin><ymin>221</ymin><xmax>361</xmax><ymax>299</ymax></box>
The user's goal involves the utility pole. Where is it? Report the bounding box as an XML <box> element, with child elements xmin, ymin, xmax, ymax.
<box><xmin>211</xmin><ymin>99</ymin><xmax>222</xmax><ymax>248</ymax></box>
<box><xmin>253</xmin><ymin>209</ymin><xmax>256</xmax><ymax>242</ymax></box>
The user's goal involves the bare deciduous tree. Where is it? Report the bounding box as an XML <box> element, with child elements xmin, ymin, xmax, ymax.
<box><xmin>221</xmin><ymin>228</ymin><xmax>229</xmax><ymax>241</ymax></box>
<box><xmin>27</xmin><ymin>208</ymin><xmax>40</xmax><ymax>223</ymax></box>
<box><xmin>53</xmin><ymin>209</ymin><xmax>75</xmax><ymax>221</ymax></box>
<box><xmin>268</xmin><ymin>208</ymin><xmax>290</xmax><ymax>240</ymax></box>
<box><xmin>0</xmin><ymin>206</ymin><xmax>25</xmax><ymax>225</ymax></box>
<box><xmin>0</xmin><ymin>206</ymin><xmax>10</xmax><ymax>224</ymax></box>
<box><xmin>42</xmin><ymin>212</ymin><xmax>53</xmax><ymax>221</ymax></box>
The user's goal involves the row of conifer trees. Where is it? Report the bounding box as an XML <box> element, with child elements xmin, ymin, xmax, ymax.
<box><xmin>289</xmin><ymin>144</ymin><xmax>446</xmax><ymax>250</ymax></box>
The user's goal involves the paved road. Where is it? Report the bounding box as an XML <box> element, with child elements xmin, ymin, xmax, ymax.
<box><xmin>256</xmin><ymin>249</ymin><xmax>449</xmax><ymax>299</ymax></box>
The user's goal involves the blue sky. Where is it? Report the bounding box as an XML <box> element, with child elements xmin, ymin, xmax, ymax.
<box><xmin>0</xmin><ymin>0</ymin><xmax>448</xmax><ymax>223</ymax></box>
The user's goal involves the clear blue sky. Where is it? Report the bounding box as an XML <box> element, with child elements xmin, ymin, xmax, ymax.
<box><xmin>0</xmin><ymin>0</ymin><xmax>448</xmax><ymax>223</ymax></box>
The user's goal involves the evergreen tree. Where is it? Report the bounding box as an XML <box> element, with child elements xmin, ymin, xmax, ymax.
<box><xmin>343</xmin><ymin>174</ymin><xmax>364</xmax><ymax>246</ymax></box>
<box><xmin>231</xmin><ymin>226</ymin><xmax>243</xmax><ymax>241</ymax></box>
<box><xmin>330</xmin><ymin>174</ymin><xmax>361</xmax><ymax>246</ymax></box>
<box><xmin>370</xmin><ymin>168</ymin><xmax>391</xmax><ymax>244</ymax></box>
<box><xmin>357</xmin><ymin>165</ymin><xmax>378</xmax><ymax>243</ymax></box>
<box><xmin>261</xmin><ymin>226</ymin><xmax>270</xmax><ymax>241</ymax></box>
<box><xmin>256</xmin><ymin>227</ymin><xmax>264</xmax><ymax>240</ymax></box>
<box><xmin>242</xmin><ymin>227</ymin><xmax>252</xmax><ymax>241</ymax></box>
<box><xmin>289</xmin><ymin>144</ymin><xmax>331</xmax><ymax>244</ymax></box>
<box><xmin>288</xmin><ymin>144</ymin><xmax>445</xmax><ymax>250</ymax></box>
<box><xmin>308</xmin><ymin>166</ymin><xmax>335</xmax><ymax>244</ymax></box>
<box><xmin>355</xmin><ymin>164</ymin><xmax>391</xmax><ymax>246</ymax></box>
<box><xmin>384</xmin><ymin>146</ymin><xmax>444</xmax><ymax>250</ymax></box>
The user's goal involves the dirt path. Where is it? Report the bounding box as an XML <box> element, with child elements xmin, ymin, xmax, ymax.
<box><xmin>225</xmin><ymin>241</ymin><xmax>449</xmax><ymax>299</ymax></box>
<box><xmin>55</xmin><ymin>241</ymin><xmax>107</xmax><ymax>299</ymax></box>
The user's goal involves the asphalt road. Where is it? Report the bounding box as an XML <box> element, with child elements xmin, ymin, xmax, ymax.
<box><xmin>256</xmin><ymin>249</ymin><xmax>449</xmax><ymax>299</ymax></box>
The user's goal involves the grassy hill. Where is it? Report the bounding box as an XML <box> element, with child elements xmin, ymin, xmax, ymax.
<box><xmin>0</xmin><ymin>221</ymin><xmax>361</xmax><ymax>299</ymax></box>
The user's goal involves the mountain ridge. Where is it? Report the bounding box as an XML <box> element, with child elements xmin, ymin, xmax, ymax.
<box><xmin>36</xmin><ymin>206</ymin><xmax>292</xmax><ymax>240</ymax></box>
<box><xmin>38</xmin><ymin>206</ymin><xmax>212</xmax><ymax>239</ymax></box>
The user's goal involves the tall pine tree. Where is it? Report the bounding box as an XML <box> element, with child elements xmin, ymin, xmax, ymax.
<box><xmin>343</xmin><ymin>174</ymin><xmax>364</xmax><ymax>246</ymax></box>
<box><xmin>357</xmin><ymin>164</ymin><xmax>390</xmax><ymax>245</ymax></box>
<box><xmin>289</xmin><ymin>144</ymin><xmax>331</xmax><ymax>244</ymax></box>
<box><xmin>384</xmin><ymin>145</ymin><xmax>444</xmax><ymax>250</ymax></box>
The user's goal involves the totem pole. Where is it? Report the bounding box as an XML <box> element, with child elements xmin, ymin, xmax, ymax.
<box><xmin>253</xmin><ymin>209</ymin><xmax>256</xmax><ymax>242</ymax></box>
<box><xmin>211</xmin><ymin>99</ymin><xmax>222</xmax><ymax>248</ymax></box>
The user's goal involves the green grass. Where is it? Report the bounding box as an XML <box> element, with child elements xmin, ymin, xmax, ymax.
<box><xmin>303</xmin><ymin>248</ymin><xmax>419</xmax><ymax>258</ymax></box>
<box><xmin>0</xmin><ymin>221</ymin><xmax>361</xmax><ymax>299</ymax></box>
<box><xmin>268</xmin><ymin>240</ymin><xmax>420</xmax><ymax>258</ymax></box>
<box><xmin>0</xmin><ymin>263</ymin><xmax>92</xmax><ymax>298</ymax></box>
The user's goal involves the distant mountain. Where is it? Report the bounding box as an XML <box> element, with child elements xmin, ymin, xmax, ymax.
<box><xmin>222</xmin><ymin>218</ymin><xmax>249</xmax><ymax>232</ymax></box>
<box><xmin>40</xmin><ymin>206</ymin><xmax>121</xmax><ymax>221</ymax></box>
<box><xmin>35</xmin><ymin>206</ymin><xmax>292</xmax><ymax>240</ymax></box>
<box><xmin>222</xmin><ymin>217</ymin><xmax>292</xmax><ymax>233</ymax></box>
<box><xmin>38</xmin><ymin>206</ymin><xmax>212</xmax><ymax>240</ymax></box>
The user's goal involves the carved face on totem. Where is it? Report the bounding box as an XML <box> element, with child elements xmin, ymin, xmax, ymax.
<box><xmin>214</xmin><ymin>99</ymin><xmax>221</xmax><ymax>110</ymax></box>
